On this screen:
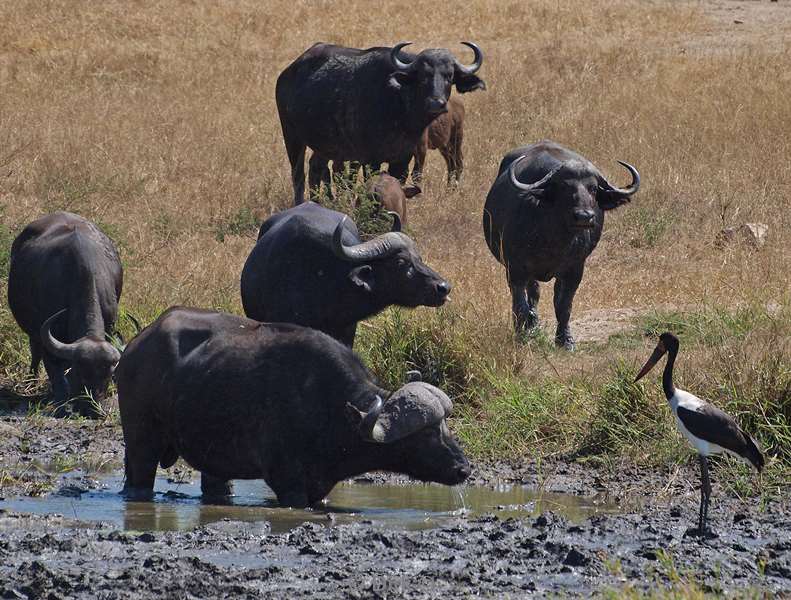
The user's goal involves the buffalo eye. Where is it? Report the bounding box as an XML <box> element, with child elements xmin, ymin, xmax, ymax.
<box><xmin>405</xmin><ymin>266</ymin><xmax>415</xmax><ymax>279</ymax></box>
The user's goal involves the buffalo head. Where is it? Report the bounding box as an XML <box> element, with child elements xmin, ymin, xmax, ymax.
<box><xmin>41</xmin><ymin>309</ymin><xmax>121</xmax><ymax>405</ymax></box>
<box><xmin>508</xmin><ymin>155</ymin><xmax>640</xmax><ymax>231</ymax></box>
<box><xmin>388</xmin><ymin>42</ymin><xmax>485</xmax><ymax>117</ymax></box>
<box><xmin>346</xmin><ymin>382</ymin><xmax>470</xmax><ymax>485</ymax></box>
<box><xmin>332</xmin><ymin>216</ymin><xmax>451</xmax><ymax>308</ymax></box>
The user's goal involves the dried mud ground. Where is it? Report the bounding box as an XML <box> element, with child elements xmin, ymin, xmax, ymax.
<box><xmin>1</xmin><ymin>415</ymin><xmax>790</xmax><ymax>598</ymax></box>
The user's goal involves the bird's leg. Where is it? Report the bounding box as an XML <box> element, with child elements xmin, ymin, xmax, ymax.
<box><xmin>698</xmin><ymin>454</ymin><xmax>712</xmax><ymax>534</ymax></box>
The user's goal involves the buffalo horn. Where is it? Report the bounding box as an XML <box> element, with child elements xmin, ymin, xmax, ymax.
<box><xmin>508</xmin><ymin>155</ymin><xmax>559</xmax><ymax>192</ymax></box>
<box><xmin>455</xmin><ymin>41</ymin><xmax>483</xmax><ymax>75</ymax></box>
<box><xmin>390</xmin><ymin>42</ymin><xmax>414</xmax><ymax>71</ymax></box>
<box><xmin>359</xmin><ymin>395</ymin><xmax>385</xmax><ymax>440</ymax></box>
<box><xmin>332</xmin><ymin>216</ymin><xmax>409</xmax><ymax>263</ymax></box>
<box><xmin>599</xmin><ymin>160</ymin><xmax>640</xmax><ymax>196</ymax></box>
<box><xmin>40</xmin><ymin>309</ymin><xmax>80</xmax><ymax>361</ymax></box>
<box><xmin>387</xmin><ymin>211</ymin><xmax>402</xmax><ymax>232</ymax></box>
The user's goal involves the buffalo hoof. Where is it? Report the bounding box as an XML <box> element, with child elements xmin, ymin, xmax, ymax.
<box><xmin>555</xmin><ymin>334</ymin><xmax>575</xmax><ymax>351</ymax></box>
<box><xmin>121</xmin><ymin>486</ymin><xmax>155</xmax><ymax>501</ymax></box>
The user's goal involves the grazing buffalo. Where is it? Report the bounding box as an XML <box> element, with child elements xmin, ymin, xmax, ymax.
<box><xmin>412</xmin><ymin>96</ymin><xmax>465</xmax><ymax>184</ymax></box>
<box><xmin>8</xmin><ymin>212</ymin><xmax>123</xmax><ymax>416</ymax></box>
<box><xmin>241</xmin><ymin>202</ymin><xmax>450</xmax><ymax>347</ymax></box>
<box><xmin>483</xmin><ymin>141</ymin><xmax>640</xmax><ymax>350</ymax></box>
<box><xmin>367</xmin><ymin>173</ymin><xmax>421</xmax><ymax>227</ymax></box>
<box><xmin>117</xmin><ymin>307</ymin><xmax>470</xmax><ymax>507</ymax></box>
<box><xmin>276</xmin><ymin>41</ymin><xmax>485</xmax><ymax>205</ymax></box>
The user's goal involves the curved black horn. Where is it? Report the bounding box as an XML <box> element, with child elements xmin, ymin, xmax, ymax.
<box><xmin>388</xmin><ymin>211</ymin><xmax>402</xmax><ymax>232</ymax></box>
<box><xmin>360</xmin><ymin>395</ymin><xmax>384</xmax><ymax>440</ymax></box>
<box><xmin>40</xmin><ymin>309</ymin><xmax>80</xmax><ymax>361</ymax></box>
<box><xmin>390</xmin><ymin>42</ymin><xmax>414</xmax><ymax>71</ymax></box>
<box><xmin>332</xmin><ymin>216</ymin><xmax>410</xmax><ymax>263</ymax></box>
<box><xmin>599</xmin><ymin>160</ymin><xmax>640</xmax><ymax>196</ymax></box>
<box><xmin>455</xmin><ymin>41</ymin><xmax>483</xmax><ymax>75</ymax></box>
<box><xmin>508</xmin><ymin>156</ymin><xmax>559</xmax><ymax>193</ymax></box>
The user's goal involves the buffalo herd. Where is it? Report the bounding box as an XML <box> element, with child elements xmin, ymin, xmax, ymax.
<box><xmin>6</xmin><ymin>40</ymin><xmax>640</xmax><ymax>506</ymax></box>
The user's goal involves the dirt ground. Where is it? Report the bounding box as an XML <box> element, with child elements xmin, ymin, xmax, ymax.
<box><xmin>1</xmin><ymin>414</ymin><xmax>789</xmax><ymax>598</ymax></box>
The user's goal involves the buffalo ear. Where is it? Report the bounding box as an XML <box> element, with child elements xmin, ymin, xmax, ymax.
<box><xmin>403</xmin><ymin>185</ymin><xmax>421</xmax><ymax>199</ymax></box>
<box><xmin>349</xmin><ymin>265</ymin><xmax>375</xmax><ymax>293</ymax></box>
<box><xmin>597</xmin><ymin>190</ymin><xmax>632</xmax><ymax>211</ymax></box>
<box><xmin>387</xmin><ymin>71</ymin><xmax>414</xmax><ymax>91</ymax></box>
<box><xmin>454</xmin><ymin>73</ymin><xmax>486</xmax><ymax>93</ymax></box>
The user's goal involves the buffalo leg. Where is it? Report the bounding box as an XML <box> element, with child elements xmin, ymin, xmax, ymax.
<box><xmin>510</xmin><ymin>280</ymin><xmax>540</xmax><ymax>337</ymax></box>
<box><xmin>441</xmin><ymin>124</ymin><xmax>463</xmax><ymax>185</ymax></box>
<box><xmin>42</xmin><ymin>355</ymin><xmax>70</xmax><ymax>416</ymax></box>
<box><xmin>388</xmin><ymin>159</ymin><xmax>411</xmax><ymax>184</ymax></box>
<box><xmin>553</xmin><ymin>265</ymin><xmax>584</xmax><ymax>351</ymax></box>
<box><xmin>28</xmin><ymin>337</ymin><xmax>42</xmax><ymax>376</ymax></box>
<box><xmin>412</xmin><ymin>132</ymin><xmax>428</xmax><ymax>184</ymax></box>
<box><xmin>282</xmin><ymin>122</ymin><xmax>306</xmax><ymax>206</ymax></box>
<box><xmin>269</xmin><ymin>464</ymin><xmax>310</xmax><ymax>508</ymax></box>
<box><xmin>120</xmin><ymin>428</ymin><xmax>163</xmax><ymax>499</ymax></box>
<box><xmin>308</xmin><ymin>153</ymin><xmax>331</xmax><ymax>200</ymax></box>
<box><xmin>201</xmin><ymin>472</ymin><xmax>233</xmax><ymax>499</ymax></box>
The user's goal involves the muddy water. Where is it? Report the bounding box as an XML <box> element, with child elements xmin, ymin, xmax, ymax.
<box><xmin>0</xmin><ymin>470</ymin><xmax>620</xmax><ymax>534</ymax></box>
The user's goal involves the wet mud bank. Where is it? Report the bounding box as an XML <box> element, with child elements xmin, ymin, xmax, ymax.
<box><xmin>2</xmin><ymin>505</ymin><xmax>790</xmax><ymax>598</ymax></box>
<box><xmin>2</xmin><ymin>415</ymin><xmax>790</xmax><ymax>596</ymax></box>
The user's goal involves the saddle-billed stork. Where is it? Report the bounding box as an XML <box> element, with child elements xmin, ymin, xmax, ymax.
<box><xmin>634</xmin><ymin>332</ymin><xmax>764</xmax><ymax>534</ymax></box>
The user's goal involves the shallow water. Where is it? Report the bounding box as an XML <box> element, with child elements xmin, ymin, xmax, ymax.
<box><xmin>0</xmin><ymin>470</ymin><xmax>621</xmax><ymax>534</ymax></box>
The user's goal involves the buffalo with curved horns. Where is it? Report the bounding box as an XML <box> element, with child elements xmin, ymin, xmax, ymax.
<box><xmin>483</xmin><ymin>141</ymin><xmax>640</xmax><ymax>350</ymax></box>
<box><xmin>276</xmin><ymin>41</ymin><xmax>485</xmax><ymax>205</ymax></box>
<box><xmin>241</xmin><ymin>202</ymin><xmax>450</xmax><ymax>347</ymax></box>
<box><xmin>8</xmin><ymin>212</ymin><xmax>123</xmax><ymax>416</ymax></box>
<box><xmin>117</xmin><ymin>307</ymin><xmax>470</xmax><ymax>507</ymax></box>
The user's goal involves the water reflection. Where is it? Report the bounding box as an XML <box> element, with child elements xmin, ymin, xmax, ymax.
<box><xmin>0</xmin><ymin>472</ymin><xmax>621</xmax><ymax>534</ymax></box>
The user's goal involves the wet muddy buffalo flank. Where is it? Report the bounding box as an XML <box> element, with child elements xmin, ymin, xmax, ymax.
<box><xmin>483</xmin><ymin>140</ymin><xmax>640</xmax><ymax>350</ymax></box>
<box><xmin>116</xmin><ymin>308</ymin><xmax>469</xmax><ymax>506</ymax></box>
<box><xmin>7</xmin><ymin>212</ymin><xmax>123</xmax><ymax>418</ymax></box>
<box><xmin>241</xmin><ymin>202</ymin><xmax>450</xmax><ymax>347</ymax></box>
<box><xmin>276</xmin><ymin>42</ymin><xmax>485</xmax><ymax>204</ymax></box>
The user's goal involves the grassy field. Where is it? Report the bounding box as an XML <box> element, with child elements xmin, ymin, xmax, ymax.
<box><xmin>1</xmin><ymin>0</ymin><xmax>789</xmax><ymax>486</ymax></box>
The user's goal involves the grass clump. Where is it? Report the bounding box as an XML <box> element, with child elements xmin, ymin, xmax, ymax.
<box><xmin>213</xmin><ymin>205</ymin><xmax>259</xmax><ymax>242</ymax></box>
<box><xmin>357</xmin><ymin>307</ymin><xmax>482</xmax><ymax>403</ymax></box>
<box><xmin>316</xmin><ymin>169</ymin><xmax>398</xmax><ymax>240</ymax></box>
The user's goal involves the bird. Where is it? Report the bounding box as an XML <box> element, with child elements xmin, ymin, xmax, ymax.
<box><xmin>634</xmin><ymin>331</ymin><xmax>764</xmax><ymax>535</ymax></box>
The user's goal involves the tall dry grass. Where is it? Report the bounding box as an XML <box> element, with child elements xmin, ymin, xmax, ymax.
<box><xmin>1</xmin><ymin>0</ymin><xmax>789</xmax><ymax>463</ymax></box>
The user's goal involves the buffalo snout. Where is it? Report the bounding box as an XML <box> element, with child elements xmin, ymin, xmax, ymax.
<box><xmin>426</xmin><ymin>97</ymin><xmax>448</xmax><ymax>115</ymax></box>
<box><xmin>572</xmin><ymin>208</ymin><xmax>596</xmax><ymax>228</ymax></box>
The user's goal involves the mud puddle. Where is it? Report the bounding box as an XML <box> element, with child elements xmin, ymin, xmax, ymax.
<box><xmin>0</xmin><ymin>470</ymin><xmax>621</xmax><ymax>534</ymax></box>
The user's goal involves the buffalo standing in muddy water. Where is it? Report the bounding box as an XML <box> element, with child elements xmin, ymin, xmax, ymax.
<box><xmin>276</xmin><ymin>41</ymin><xmax>485</xmax><ymax>204</ymax></box>
<box><xmin>7</xmin><ymin>212</ymin><xmax>123</xmax><ymax>416</ymax></box>
<box><xmin>483</xmin><ymin>141</ymin><xmax>640</xmax><ymax>350</ymax></box>
<box><xmin>241</xmin><ymin>202</ymin><xmax>450</xmax><ymax>347</ymax></box>
<box><xmin>116</xmin><ymin>307</ymin><xmax>470</xmax><ymax>507</ymax></box>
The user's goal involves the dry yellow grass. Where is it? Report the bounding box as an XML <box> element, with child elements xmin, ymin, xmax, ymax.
<box><xmin>1</xmin><ymin>0</ymin><xmax>789</xmax><ymax>410</ymax></box>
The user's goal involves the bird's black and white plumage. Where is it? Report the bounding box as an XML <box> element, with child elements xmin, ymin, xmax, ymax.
<box><xmin>635</xmin><ymin>332</ymin><xmax>764</xmax><ymax>534</ymax></box>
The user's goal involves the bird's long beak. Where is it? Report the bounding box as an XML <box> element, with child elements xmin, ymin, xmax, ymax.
<box><xmin>634</xmin><ymin>340</ymin><xmax>667</xmax><ymax>382</ymax></box>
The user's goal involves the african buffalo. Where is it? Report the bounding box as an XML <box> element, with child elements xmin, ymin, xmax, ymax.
<box><xmin>276</xmin><ymin>41</ymin><xmax>485</xmax><ymax>205</ymax></box>
<box><xmin>483</xmin><ymin>141</ymin><xmax>640</xmax><ymax>350</ymax></box>
<box><xmin>367</xmin><ymin>173</ymin><xmax>421</xmax><ymax>227</ymax></box>
<box><xmin>8</xmin><ymin>212</ymin><xmax>123</xmax><ymax>416</ymax></box>
<box><xmin>412</xmin><ymin>96</ymin><xmax>465</xmax><ymax>184</ymax></box>
<box><xmin>117</xmin><ymin>307</ymin><xmax>470</xmax><ymax>507</ymax></box>
<box><xmin>241</xmin><ymin>202</ymin><xmax>450</xmax><ymax>347</ymax></box>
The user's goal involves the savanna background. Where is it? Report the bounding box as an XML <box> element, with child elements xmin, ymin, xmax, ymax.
<box><xmin>1</xmin><ymin>0</ymin><xmax>789</xmax><ymax>500</ymax></box>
